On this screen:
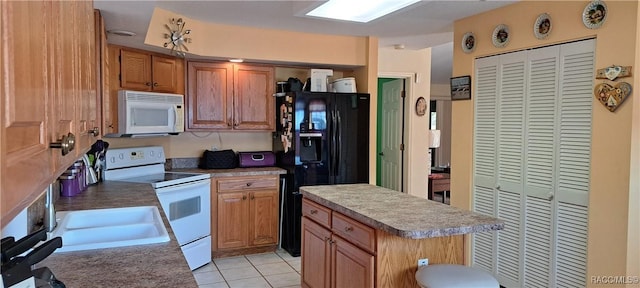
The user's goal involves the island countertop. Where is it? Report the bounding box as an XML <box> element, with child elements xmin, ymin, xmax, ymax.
<box><xmin>300</xmin><ymin>184</ymin><xmax>504</xmax><ymax>239</ymax></box>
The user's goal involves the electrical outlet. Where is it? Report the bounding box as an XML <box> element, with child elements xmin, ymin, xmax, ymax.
<box><xmin>417</xmin><ymin>258</ymin><xmax>428</xmax><ymax>267</ymax></box>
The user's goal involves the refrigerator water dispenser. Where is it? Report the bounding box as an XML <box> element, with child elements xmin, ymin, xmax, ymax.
<box><xmin>299</xmin><ymin>132</ymin><xmax>323</xmax><ymax>162</ymax></box>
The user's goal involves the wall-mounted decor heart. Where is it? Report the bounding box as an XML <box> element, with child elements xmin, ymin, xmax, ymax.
<box><xmin>594</xmin><ymin>82</ymin><xmax>633</xmax><ymax>112</ymax></box>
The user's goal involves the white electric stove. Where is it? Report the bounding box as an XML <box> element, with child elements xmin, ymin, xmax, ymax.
<box><xmin>103</xmin><ymin>146</ymin><xmax>211</xmax><ymax>270</ymax></box>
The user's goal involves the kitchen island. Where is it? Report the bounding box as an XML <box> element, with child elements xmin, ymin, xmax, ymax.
<box><xmin>37</xmin><ymin>181</ymin><xmax>197</xmax><ymax>288</ymax></box>
<box><xmin>300</xmin><ymin>184</ymin><xmax>504</xmax><ymax>288</ymax></box>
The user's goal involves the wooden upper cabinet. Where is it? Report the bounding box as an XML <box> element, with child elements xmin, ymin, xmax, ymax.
<box><xmin>186</xmin><ymin>61</ymin><xmax>275</xmax><ymax>131</ymax></box>
<box><xmin>120</xmin><ymin>49</ymin><xmax>178</xmax><ymax>93</ymax></box>
<box><xmin>187</xmin><ymin>62</ymin><xmax>233</xmax><ymax>130</ymax></box>
<box><xmin>233</xmin><ymin>65</ymin><xmax>275</xmax><ymax>130</ymax></box>
<box><xmin>151</xmin><ymin>55</ymin><xmax>179</xmax><ymax>92</ymax></box>
<box><xmin>1</xmin><ymin>0</ymin><xmax>54</xmax><ymax>227</ymax></box>
<box><xmin>76</xmin><ymin>1</ymin><xmax>100</xmax><ymax>155</ymax></box>
<box><xmin>2</xmin><ymin>1</ymin><xmax>98</xmax><ymax>227</ymax></box>
<box><xmin>120</xmin><ymin>50</ymin><xmax>152</xmax><ymax>91</ymax></box>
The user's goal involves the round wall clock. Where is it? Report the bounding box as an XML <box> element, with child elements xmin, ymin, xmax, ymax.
<box><xmin>163</xmin><ymin>18</ymin><xmax>192</xmax><ymax>57</ymax></box>
<box><xmin>415</xmin><ymin>97</ymin><xmax>427</xmax><ymax>116</ymax></box>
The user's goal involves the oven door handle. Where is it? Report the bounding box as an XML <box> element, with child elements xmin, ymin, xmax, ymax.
<box><xmin>155</xmin><ymin>179</ymin><xmax>211</xmax><ymax>194</ymax></box>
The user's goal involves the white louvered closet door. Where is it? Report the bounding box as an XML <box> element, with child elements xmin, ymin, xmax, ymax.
<box><xmin>495</xmin><ymin>51</ymin><xmax>527</xmax><ymax>288</ymax></box>
<box><xmin>554</xmin><ymin>39</ymin><xmax>593</xmax><ymax>288</ymax></box>
<box><xmin>472</xmin><ymin>39</ymin><xmax>593</xmax><ymax>288</ymax></box>
<box><xmin>472</xmin><ymin>56</ymin><xmax>499</xmax><ymax>275</ymax></box>
<box><xmin>524</xmin><ymin>44</ymin><xmax>559</xmax><ymax>288</ymax></box>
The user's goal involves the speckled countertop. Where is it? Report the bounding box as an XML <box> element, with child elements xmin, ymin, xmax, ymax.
<box><xmin>171</xmin><ymin>166</ymin><xmax>286</xmax><ymax>177</ymax></box>
<box><xmin>37</xmin><ymin>181</ymin><xmax>197</xmax><ymax>288</ymax></box>
<box><xmin>300</xmin><ymin>184</ymin><xmax>504</xmax><ymax>239</ymax></box>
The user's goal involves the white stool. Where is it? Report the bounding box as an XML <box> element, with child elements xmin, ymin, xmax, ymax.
<box><xmin>415</xmin><ymin>264</ymin><xmax>499</xmax><ymax>288</ymax></box>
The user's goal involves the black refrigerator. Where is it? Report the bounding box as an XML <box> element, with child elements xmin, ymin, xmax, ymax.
<box><xmin>273</xmin><ymin>91</ymin><xmax>369</xmax><ymax>257</ymax></box>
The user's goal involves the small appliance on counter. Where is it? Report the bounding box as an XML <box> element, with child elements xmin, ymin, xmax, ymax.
<box><xmin>1</xmin><ymin>229</ymin><xmax>64</xmax><ymax>288</ymax></box>
<box><xmin>332</xmin><ymin>77</ymin><xmax>357</xmax><ymax>93</ymax></box>
<box><xmin>238</xmin><ymin>151</ymin><xmax>275</xmax><ymax>167</ymax></box>
<box><xmin>310</xmin><ymin>69</ymin><xmax>333</xmax><ymax>92</ymax></box>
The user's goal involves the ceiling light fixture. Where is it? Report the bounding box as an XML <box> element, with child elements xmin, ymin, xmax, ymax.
<box><xmin>163</xmin><ymin>18</ymin><xmax>192</xmax><ymax>57</ymax></box>
<box><xmin>107</xmin><ymin>30</ymin><xmax>136</xmax><ymax>37</ymax></box>
<box><xmin>305</xmin><ymin>0</ymin><xmax>420</xmax><ymax>23</ymax></box>
<box><xmin>229</xmin><ymin>59</ymin><xmax>244</xmax><ymax>63</ymax></box>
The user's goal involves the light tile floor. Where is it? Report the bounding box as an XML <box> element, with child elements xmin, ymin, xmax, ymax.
<box><xmin>193</xmin><ymin>249</ymin><xmax>301</xmax><ymax>288</ymax></box>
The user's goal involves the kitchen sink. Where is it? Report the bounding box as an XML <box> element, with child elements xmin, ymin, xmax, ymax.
<box><xmin>50</xmin><ymin>206</ymin><xmax>170</xmax><ymax>253</ymax></box>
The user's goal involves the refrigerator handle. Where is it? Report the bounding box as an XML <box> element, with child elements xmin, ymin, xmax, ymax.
<box><xmin>331</xmin><ymin>110</ymin><xmax>338</xmax><ymax>177</ymax></box>
<box><xmin>336</xmin><ymin>112</ymin><xmax>341</xmax><ymax>176</ymax></box>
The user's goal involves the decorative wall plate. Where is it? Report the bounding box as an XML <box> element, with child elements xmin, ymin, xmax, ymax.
<box><xmin>534</xmin><ymin>13</ymin><xmax>552</xmax><ymax>39</ymax></box>
<box><xmin>583</xmin><ymin>0</ymin><xmax>607</xmax><ymax>29</ymax></box>
<box><xmin>492</xmin><ymin>24</ymin><xmax>510</xmax><ymax>48</ymax></box>
<box><xmin>596</xmin><ymin>65</ymin><xmax>632</xmax><ymax>80</ymax></box>
<box><xmin>415</xmin><ymin>97</ymin><xmax>427</xmax><ymax>116</ymax></box>
<box><xmin>461</xmin><ymin>32</ymin><xmax>476</xmax><ymax>53</ymax></box>
<box><xmin>594</xmin><ymin>82</ymin><xmax>632</xmax><ymax>112</ymax></box>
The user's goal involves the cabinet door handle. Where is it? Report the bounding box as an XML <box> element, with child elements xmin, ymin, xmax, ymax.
<box><xmin>250</xmin><ymin>195</ymin><xmax>255</xmax><ymax>200</ymax></box>
<box><xmin>89</xmin><ymin>127</ymin><xmax>100</xmax><ymax>137</ymax></box>
<box><xmin>246</xmin><ymin>182</ymin><xmax>252</xmax><ymax>187</ymax></box>
<box><xmin>145</xmin><ymin>82</ymin><xmax>151</xmax><ymax>86</ymax></box>
<box><xmin>344</xmin><ymin>226</ymin><xmax>354</xmax><ymax>232</ymax></box>
<box><xmin>153</xmin><ymin>82</ymin><xmax>158</xmax><ymax>87</ymax></box>
<box><xmin>310</xmin><ymin>209</ymin><xmax>318</xmax><ymax>215</ymax></box>
<box><xmin>234</xmin><ymin>122</ymin><xmax>238</xmax><ymax>127</ymax></box>
<box><xmin>50</xmin><ymin>133</ymin><xmax>74</xmax><ymax>156</ymax></box>
<box><xmin>227</xmin><ymin>121</ymin><xmax>232</xmax><ymax>127</ymax></box>
<box><xmin>242</xmin><ymin>195</ymin><xmax>247</xmax><ymax>200</ymax></box>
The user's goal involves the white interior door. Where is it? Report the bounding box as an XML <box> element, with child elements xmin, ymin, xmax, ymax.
<box><xmin>379</xmin><ymin>79</ymin><xmax>403</xmax><ymax>191</ymax></box>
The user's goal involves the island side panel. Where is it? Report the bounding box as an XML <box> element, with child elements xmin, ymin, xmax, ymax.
<box><xmin>376</xmin><ymin>230</ymin><xmax>464</xmax><ymax>287</ymax></box>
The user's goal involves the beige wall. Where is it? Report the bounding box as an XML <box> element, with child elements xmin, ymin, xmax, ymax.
<box><xmin>452</xmin><ymin>0</ymin><xmax>639</xmax><ymax>283</ymax></box>
<box><xmin>146</xmin><ymin>7</ymin><xmax>367</xmax><ymax>66</ymax></box>
<box><xmin>378</xmin><ymin>47</ymin><xmax>431</xmax><ymax>198</ymax></box>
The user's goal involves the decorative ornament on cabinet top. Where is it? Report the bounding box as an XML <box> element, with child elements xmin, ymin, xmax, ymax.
<box><xmin>164</xmin><ymin>18</ymin><xmax>192</xmax><ymax>57</ymax></box>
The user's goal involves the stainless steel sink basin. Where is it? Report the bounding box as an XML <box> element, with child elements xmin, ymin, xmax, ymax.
<box><xmin>51</xmin><ymin>206</ymin><xmax>170</xmax><ymax>253</ymax></box>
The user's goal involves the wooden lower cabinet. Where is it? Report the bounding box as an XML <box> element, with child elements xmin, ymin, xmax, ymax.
<box><xmin>302</xmin><ymin>208</ymin><xmax>375</xmax><ymax>288</ymax></box>
<box><xmin>301</xmin><ymin>198</ymin><xmax>464</xmax><ymax>288</ymax></box>
<box><xmin>213</xmin><ymin>175</ymin><xmax>279</xmax><ymax>257</ymax></box>
<box><xmin>302</xmin><ymin>217</ymin><xmax>332</xmax><ymax>288</ymax></box>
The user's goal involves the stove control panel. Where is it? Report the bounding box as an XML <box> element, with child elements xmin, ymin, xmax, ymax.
<box><xmin>105</xmin><ymin>146</ymin><xmax>165</xmax><ymax>170</ymax></box>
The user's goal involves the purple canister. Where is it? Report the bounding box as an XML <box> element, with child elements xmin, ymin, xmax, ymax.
<box><xmin>59</xmin><ymin>174</ymin><xmax>78</xmax><ymax>197</ymax></box>
<box><xmin>73</xmin><ymin>161</ymin><xmax>85</xmax><ymax>191</ymax></box>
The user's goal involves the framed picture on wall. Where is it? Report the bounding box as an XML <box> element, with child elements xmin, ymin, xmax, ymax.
<box><xmin>450</xmin><ymin>75</ymin><xmax>471</xmax><ymax>100</ymax></box>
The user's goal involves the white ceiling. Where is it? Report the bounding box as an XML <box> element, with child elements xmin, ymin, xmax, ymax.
<box><xmin>94</xmin><ymin>0</ymin><xmax>516</xmax><ymax>85</ymax></box>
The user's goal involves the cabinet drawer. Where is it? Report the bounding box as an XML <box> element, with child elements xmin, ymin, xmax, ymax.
<box><xmin>302</xmin><ymin>198</ymin><xmax>331</xmax><ymax>229</ymax></box>
<box><xmin>217</xmin><ymin>176</ymin><xmax>277</xmax><ymax>192</ymax></box>
<box><xmin>332</xmin><ymin>212</ymin><xmax>375</xmax><ymax>254</ymax></box>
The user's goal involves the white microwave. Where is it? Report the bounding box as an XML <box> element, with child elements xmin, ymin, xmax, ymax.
<box><xmin>117</xmin><ymin>90</ymin><xmax>185</xmax><ymax>137</ymax></box>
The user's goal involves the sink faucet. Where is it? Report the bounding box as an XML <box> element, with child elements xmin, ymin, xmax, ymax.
<box><xmin>44</xmin><ymin>183</ymin><xmax>57</xmax><ymax>232</ymax></box>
